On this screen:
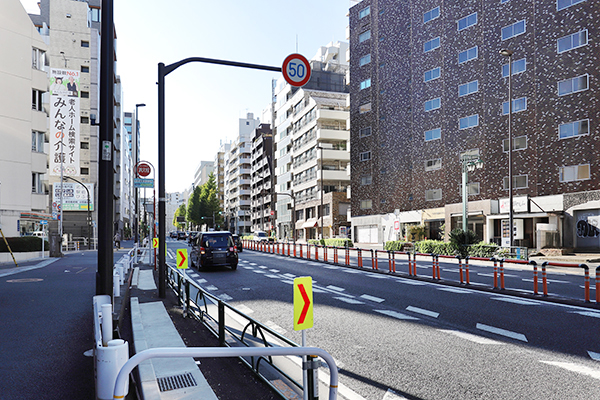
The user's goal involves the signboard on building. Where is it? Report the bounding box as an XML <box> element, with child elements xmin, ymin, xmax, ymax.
<box><xmin>134</xmin><ymin>178</ymin><xmax>154</xmax><ymax>188</ymax></box>
<box><xmin>49</xmin><ymin>68</ymin><xmax>80</xmax><ymax>177</ymax></box>
<box><xmin>499</xmin><ymin>196</ymin><xmax>529</xmax><ymax>214</ymax></box>
<box><xmin>52</xmin><ymin>182</ymin><xmax>94</xmax><ymax>211</ymax></box>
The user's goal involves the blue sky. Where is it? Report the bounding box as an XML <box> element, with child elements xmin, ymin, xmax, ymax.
<box><xmin>21</xmin><ymin>0</ymin><xmax>354</xmax><ymax>193</ymax></box>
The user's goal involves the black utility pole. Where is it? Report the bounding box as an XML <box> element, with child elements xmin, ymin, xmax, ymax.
<box><xmin>134</xmin><ymin>103</ymin><xmax>146</xmax><ymax>245</ymax></box>
<box><xmin>97</xmin><ymin>0</ymin><xmax>114</xmax><ymax>296</ymax></box>
<box><xmin>158</xmin><ymin>57</ymin><xmax>281</xmax><ymax>298</ymax></box>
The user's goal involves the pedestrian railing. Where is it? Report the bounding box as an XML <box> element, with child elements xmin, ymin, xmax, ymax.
<box><xmin>243</xmin><ymin>240</ymin><xmax>598</xmax><ymax>305</ymax></box>
<box><xmin>166</xmin><ymin>263</ymin><xmax>330</xmax><ymax>399</ymax></box>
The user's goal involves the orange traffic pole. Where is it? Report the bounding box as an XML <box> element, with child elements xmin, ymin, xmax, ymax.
<box><xmin>465</xmin><ymin>257</ymin><xmax>470</xmax><ymax>285</ymax></box>
<box><xmin>499</xmin><ymin>259</ymin><xmax>505</xmax><ymax>290</ymax></box>
<box><xmin>542</xmin><ymin>262</ymin><xmax>548</xmax><ymax>296</ymax></box>
<box><xmin>531</xmin><ymin>260</ymin><xmax>538</xmax><ymax>295</ymax></box>
<box><xmin>596</xmin><ymin>266</ymin><xmax>600</xmax><ymax>303</ymax></box>
<box><xmin>581</xmin><ymin>264</ymin><xmax>590</xmax><ymax>303</ymax></box>
<box><xmin>457</xmin><ymin>256</ymin><xmax>463</xmax><ymax>284</ymax></box>
<box><xmin>358</xmin><ymin>249</ymin><xmax>362</xmax><ymax>268</ymax></box>
<box><xmin>492</xmin><ymin>257</ymin><xmax>498</xmax><ymax>289</ymax></box>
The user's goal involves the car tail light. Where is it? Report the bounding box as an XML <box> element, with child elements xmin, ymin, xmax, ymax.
<box><xmin>230</xmin><ymin>247</ymin><xmax>235</xmax><ymax>252</ymax></box>
<box><xmin>200</xmin><ymin>247</ymin><xmax>206</xmax><ymax>255</ymax></box>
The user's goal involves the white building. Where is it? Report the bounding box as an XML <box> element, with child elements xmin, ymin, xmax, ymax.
<box><xmin>193</xmin><ymin>160</ymin><xmax>214</xmax><ymax>189</ymax></box>
<box><xmin>224</xmin><ymin>113</ymin><xmax>259</xmax><ymax>235</ymax></box>
<box><xmin>166</xmin><ymin>192</ymin><xmax>184</xmax><ymax>232</ymax></box>
<box><xmin>0</xmin><ymin>0</ymin><xmax>50</xmax><ymax>236</ymax></box>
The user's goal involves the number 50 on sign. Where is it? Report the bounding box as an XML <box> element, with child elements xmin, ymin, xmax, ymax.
<box><xmin>282</xmin><ymin>54</ymin><xmax>312</xmax><ymax>88</ymax></box>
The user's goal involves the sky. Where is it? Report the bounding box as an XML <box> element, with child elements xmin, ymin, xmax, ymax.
<box><xmin>20</xmin><ymin>0</ymin><xmax>356</xmax><ymax>193</ymax></box>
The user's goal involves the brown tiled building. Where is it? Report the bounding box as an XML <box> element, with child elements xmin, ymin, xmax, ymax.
<box><xmin>349</xmin><ymin>0</ymin><xmax>600</xmax><ymax>250</ymax></box>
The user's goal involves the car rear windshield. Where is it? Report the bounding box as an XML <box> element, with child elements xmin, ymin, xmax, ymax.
<box><xmin>202</xmin><ymin>235</ymin><xmax>230</xmax><ymax>248</ymax></box>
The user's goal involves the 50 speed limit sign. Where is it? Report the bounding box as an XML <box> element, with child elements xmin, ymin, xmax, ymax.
<box><xmin>282</xmin><ymin>53</ymin><xmax>311</xmax><ymax>87</ymax></box>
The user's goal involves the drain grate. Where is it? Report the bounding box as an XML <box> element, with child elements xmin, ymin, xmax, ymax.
<box><xmin>157</xmin><ymin>372</ymin><xmax>197</xmax><ymax>392</ymax></box>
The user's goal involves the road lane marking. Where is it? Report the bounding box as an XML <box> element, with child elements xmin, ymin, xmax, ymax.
<box><xmin>243</xmin><ymin>266</ymin><xmax>254</xmax><ymax>270</ymax></box>
<box><xmin>540</xmin><ymin>360</ymin><xmax>600</xmax><ymax>380</ymax></box>
<box><xmin>253</xmin><ymin>270</ymin><xmax>266</xmax><ymax>274</ymax></box>
<box><xmin>439</xmin><ymin>329</ymin><xmax>504</xmax><ymax>345</ymax></box>
<box><xmin>327</xmin><ymin>285</ymin><xmax>345</xmax><ymax>292</ymax></box>
<box><xmin>360</xmin><ymin>294</ymin><xmax>385</xmax><ymax>303</ymax></box>
<box><xmin>343</xmin><ymin>269</ymin><xmax>361</xmax><ymax>274</ymax></box>
<box><xmin>294</xmin><ymin>260</ymin><xmax>309</xmax><ymax>264</ymax></box>
<box><xmin>265</xmin><ymin>274</ymin><xmax>280</xmax><ymax>279</ymax></box>
<box><xmin>265</xmin><ymin>321</ymin><xmax>287</xmax><ymax>335</ymax></box>
<box><xmin>236</xmin><ymin>304</ymin><xmax>254</xmax><ymax>315</ymax></box>
<box><xmin>476</xmin><ymin>323</ymin><xmax>528</xmax><ymax>342</ymax></box>
<box><xmin>406</xmin><ymin>306</ymin><xmax>439</xmax><ymax>318</ymax></box>
<box><xmin>195</xmin><ymin>278</ymin><xmax>207</xmax><ymax>284</ymax></box>
<box><xmin>491</xmin><ymin>297</ymin><xmax>541</xmax><ymax>306</ymax></box>
<box><xmin>283</xmin><ymin>273</ymin><xmax>296</xmax><ymax>278</ymax></box>
<box><xmin>394</xmin><ymin>279</ymin><xmax>425</xmax><ymax>286</ymax></box>
<box><xmin>324</xmin><ymin>265</ymin><xmax>340</xmax><ymax>269</ymax></box>
<box><xmin>219</xmin><ymin>294</ymin><xmax>233</xmax><ymax>301</ymax></box>
<box><xmin>374</xmin><ymin>309</ymin><xmax>419</xmax><ymax>320</ymax></box>
<box><xmin>572</xmin><ymin>311</ymin><xmax>600</xmax><ymax>318</ymax></box>
<box><xmin>258</xmin><ymin>265</ymin><xmax>268</xmax><ymax>269</ymax></box>
<box><xmin>206</xmin><ymin>285</ymin><xmax>218</xmax><ymax>291</ymax></box>
<box><xmin>249</xmin><ymin>263</ymin><xmax>257</xmax><ymax>266</ymax></box>
<box><xmin>269</xmin><ymin>269</ymin><xmax>280</xmax><ymax>273</ymax></box>
<box><xmin>383</xmin><ymin>388</ymin><xmax>408</xmax><ymax>399</ymax></box>
<box><xmin>334</xmin><ymin>297</ymin><xmax>365</xmax><ymax>305</ymax></box>
<box><xmin>438</xmin><ymin>287</ymin><xmax>473</xmax><ymax>294</ymax></box>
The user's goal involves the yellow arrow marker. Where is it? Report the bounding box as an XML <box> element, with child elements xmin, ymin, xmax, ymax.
<box><xmin>152</xmin><ymin>238</ymin><xmax>159</xmax><ymax>248</ymax></box>
<box><xmin>177</xmin><ymin>248</ymin><xmax>188</xmax><ymax>269</ymax></box>
<box><xmin>293</xmin><ymin>276</ymin><xmax>313</xmax><ymax>331</ymax></box>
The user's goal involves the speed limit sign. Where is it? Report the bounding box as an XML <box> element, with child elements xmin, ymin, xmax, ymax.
<box><xmin>282</xmin><ymin>53</ymin><xmax>311</xmax><ymax>87</ymax></box>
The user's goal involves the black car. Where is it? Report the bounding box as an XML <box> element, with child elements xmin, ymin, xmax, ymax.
<box><xmin>177</xmin><ymin>231</ymin><xmax>186</xmax><ymax>240</ymax></box>
<box><xmin>190</xmin><ymin>231</ymin><xmax>238</xmax><ymax>270</ymax></box>
<box><xmin>232</xmin><ymin>234</ymin><xmax>243</xmax><ymax>252</ymax></box>
<box><xmin>187</xmin><ymin>231</ymin><xmax>199</xmax><ymax>244</ymax></box>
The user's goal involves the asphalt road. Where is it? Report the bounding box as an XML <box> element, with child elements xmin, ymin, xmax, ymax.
<box><xmin>168</xmin><ymin>239</ymin><xmax>600</xmax><ymax>400</ymax></box>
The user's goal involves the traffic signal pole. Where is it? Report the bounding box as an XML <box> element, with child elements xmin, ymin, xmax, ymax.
<box><xmin>157</xmin><ymin>57</ymin><xmax>281</xmax><ymax>298</ymax></box>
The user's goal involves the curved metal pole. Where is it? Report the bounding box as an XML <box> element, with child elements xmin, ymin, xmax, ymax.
<box><xmin>113</xmin><ymin>346</ymin><xmax>338</xmax><ymax>400</ymax></box>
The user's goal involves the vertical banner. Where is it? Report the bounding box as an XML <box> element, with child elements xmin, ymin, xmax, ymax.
<box><xmin>49</xmin><ymin>68</ymin><xmax>80</xmax><ymax>176</ymax></box>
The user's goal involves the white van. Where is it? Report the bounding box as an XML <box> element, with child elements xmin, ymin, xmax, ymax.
<box><xmin>252</xmin><ymin>231</ymin><xmax>268</xmax><ymax>241</ymax></box>
<box><xmin>32</xmin><ymin>231</ymin><xmax>46</xmax><ymax>238</ymax></box>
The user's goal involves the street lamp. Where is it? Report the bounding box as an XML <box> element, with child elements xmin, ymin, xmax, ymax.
<box><xmin>460</xmin><ymin>155</ymin><xmax>484</xmax><ymax>234</ymax></box>
<box><xmin>500</xmin><ymin>49</ymin><xmax>514</xmax><ymax>249</ymax></box>
<box><xmin>134</xmin><ymin>103</ymin><xmax>146</xmax><ymax>245</ymax></box>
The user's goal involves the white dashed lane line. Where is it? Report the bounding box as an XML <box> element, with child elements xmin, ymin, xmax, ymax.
<box><xmin>491</xmin><ymin>297</ymin><xmax>541</xmax><ymax>306</ymax></box>
<box><xmin>283</xmin><ymin>273</ymin><xmax>296</xmax><ymax>278</ymax></box>
<box><xmin>439</xmin><ymin>329</ymin><xmax>504</xmax><ymax>345</ymax></box>
<box><xmin>205</xmin><ymin>285</ymin><xmax>218</xmax><ymax>291</ymax></box>
<box><xmin>406</xmin><ymin>306</ymin><xmax>439</xmax><ymax>318</ymax></box>
<box><xmin>327</xmin><ymin>285</ymin><xmax>345</xmax><ymax>292</ymax></box>
<box><xmin>253</xmin><ymin>270</ymin><xmax>266</xmax><ymax>274</ymax></box>
<box><xmin>437</xmin><ymin>287</ymin><xmax>473</xmax><ymax>294</ymax></box>
<box><xmin>571</xmin><ymin>311</ymin><xmax>600</xmax><ymax>318</ymax></box>
<box><xmin>269</xmin><ymin>269</ymin><xmax>280</xmax><ymax>273</ymax></box>
<box><xmin>374</xmin><ymin>309</ymin><xmax>419</xmax><ymax>320</ymax></box>
<box><xmin>476</xmin><ymin>323</ymin><xmax>528</xmax><ymax>342</ymax></box>
<box><xmin>360</xmin><ymin>294</ymin><xmax>385</xmax><ymax>303</ymax></box>
<box><xmin>219</xmin><ymin>294</ymin><xmax>233</xmax><ymax>301</ymax></box>
<box><xmin>588</xmin><ymin>351</ymin><xmax>600</xmax><ymax>361</ymax></box>
<box><xmin>334</xmin><ymin>297</ymin><xmax>365</xmax><ymax>305</ymax></box>
<box><xmin>540</xmin><ymin>360</ymin><xmax>600</xmax><ymax>380</ymax></box>
<box><xmin>265</xmin><ymin>274</ymin><xmax>280</xmax><ymax>279</ymax></box>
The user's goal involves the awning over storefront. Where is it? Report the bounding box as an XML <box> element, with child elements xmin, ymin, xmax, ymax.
<box><xmin>20</xmin><ymin>212</ymin><xmax>53</xmax><ymax>221</ymax></box>
<box><xmin>301</xmin><ymin>218</ymin><xmax>318</xmax><ymax>228</ymax></box>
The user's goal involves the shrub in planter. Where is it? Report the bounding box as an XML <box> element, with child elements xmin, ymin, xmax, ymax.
<box><xmin>0</xmin><ymin>237</ymin><xmax>49</xmax><ymax>253</ymax></box>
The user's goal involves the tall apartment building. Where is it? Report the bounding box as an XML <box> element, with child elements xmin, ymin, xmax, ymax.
<box><xmin>214</xmin><ymin>142</ymin><xmax>231</xmax><ymax>213</ymax></box>
<box><xmin>349</xmin><ymin>0</ymin><xmax>600</xmax><ymax>250</ymax></box>
<box><xmin>193</xmin><ymin>161</ymin><xmax>214</xmax><ymax>188</ymax></box>
<box><xmin>273</xmin><ymin>42</ymin><xmax>351</xmax><ymax>241</ymax></box>
<box><xmin>224</xmin><ymin>113</ymin><xmax>259</xmax><ymax>235</ymax></box>
<box><xmin>0</xmin><ymin>1</ymin><xmax>50</xmax><ymax>236</ymax></box>
<box><xmin>250</xmin><ymin>123</ymin><xmax>273</xmax><ymax>233</ymax></box>
<box><xmin>166</xmin><ymin>192</ymin><xmax>184</xmax><ymax>232</ymax></box>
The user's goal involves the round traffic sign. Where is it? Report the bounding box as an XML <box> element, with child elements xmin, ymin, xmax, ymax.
<box><xmin>282</xmin><ymin>53</ymin><xmax>311</xmax><ymax>87</ymax></box>
<box><xmin>137</xmin><ymin>162</ymin><xmax>151</xmax><ymax>177</ymax></box>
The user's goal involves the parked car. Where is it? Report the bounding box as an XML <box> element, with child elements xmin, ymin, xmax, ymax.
<box><xmin>190</xmin><ymin>231</ymin><xmax>238</xmax><ymax>270</ymax></box>
<box><xmin>232</xmin><ymin>234</ymin><xmax>242</xmax><ymax>252</ymax></box>
<box><xmin>252</xmin><ymin>231</ymin><xmax>268</xmax><ymax>241</ymax></box>
<box><xmin>169</xmin><ymin>231</ymin><xmax>178</xmax><ymax>239</ymax></box>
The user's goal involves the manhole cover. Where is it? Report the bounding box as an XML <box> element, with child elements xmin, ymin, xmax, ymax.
<box><xmin>6</xmin><ymin>278</ymin><xmax>44</xmax><ymax>283</ymax></box>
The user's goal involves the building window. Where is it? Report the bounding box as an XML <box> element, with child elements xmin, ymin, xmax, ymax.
<box><xmin>32</xmin><ymin>89</ymin><xmax>43</xmax><ymax>111</ymax></box>
<box><xmin>359</xmin><ymin>30</ymin><xmax>371</xmax><ymax>43</ymax></box>
<box><xmin>359</xmin><ymin>127</ymin><xmax>372</xmax><ymax>138</ymax></box>
<box><xmin>459</xmin><ymin>114</ymin><xmax>479</xmax><ymax>130</ymax></box>
<box><xmin>32</xmin><ymin>47</ymin><xmax>46</xmax><ymax>70</ymax></box>
<box><xmin>426</xmin><ymin>189</ymin><xmax>442</xmax><ymax>201</ymax></box>
<box><xmin>81</xmin><ymin>91</ymin><xmax>90</xmax><ymax>98</ymax></box>
<box><xmin>359</xmin><ymin>54</ymin><xmax>371</xmax><ymax>66</ymax></box>
<box><xmin>360</xmin><ymin>78</ymin><xmax>372</xmax><ymax>90</ymax></box>
<box><xmin>81</xmin><ymin>167</ymin><xmax>90</xmax><ymax>175</ymax></box>
<box><xmin>359</xmin><ymin>103</ymin><xmax>372</xmax><ymax>114</ymax></box>
<box><xmin>503</xmin><ymin>136</ymin><xmax>527</xmax><ymax>152</ymax></box>
<box><xmin>90</xmin><ymin>7</ymin><xmax>100</xmax><ymax>22</ymax></box>
<box><xmin>32</xmin><ymin>173</ymin><xmax>43</xmax><ymax>194</ymax></box>
<box><xmin>359</xmin><ymin>6</ymin><xmax>371</xmax><ymax>19</ymax></box>
<box><xmin>559</xmin><ymin>119</ymin><xmax>589</xmax><ymax>139</ymax></box>
<box><xmin>557</xmin><ymin>30</ymin><xmax>588</xmax><ymax>53</ymax></box>
<box><xmin>424</xmin><ymin>37</ymin><xmax>441</xmax><ymax>53</ymax></box>
<box><xmin>558</xmin><ymin>74</ymin><xmax>589</xmax><ymax>96</ymax></box>
<box><xmin>464</xmin><ymin>183</ymin><xmax>480</xmax><ymax>196</ymax></box>
<box><xmin>502</xmin><ymin>97</ymin><xmax>527</xmax><ymax>114</ymax></box>
<box><xmin>457</xmin><ymin>12</ymin><xmax>477</xmax><ymax>31</ymax></box>
<box><xmin>458</xmin><ymin>80</ymin><xmax>478</xmax><ymax>97</ymax></box>
<box><xmin>423</xmin><ymin>6</ymin><xmax>440</xmax><ymax>23</ymax></box>
<box><xmin>425</xmin><ymin>158</ymin><xmax>442</xmax><ymax>171</ymax></box>
<box><xmin>458</xmin><ymin>46</ymin><xmax>478</xmax><ymax>64</ymax></box>
<box><xmin>424</xmin><ymin>97</ymin><xmax>441</xmax><ymax>112</ymax></box>
<box><xmin>31</xmin><ymin>131</ymin><xmax>45</xmax><ymax>152</ymax></box>
<box><xmin>360</xmin><ymin>200</ymin><xmax>373</xmax><ymax>209</ymax></box>
<box><xmin>359</xmin><ymin>151</ymin><xmax>372</xmax><ymax>161</ymax></box>
<box><xmin>361</xmin><ymin>176</ymin><xmax>373</xmax><ymax>185</ymax></box>
<box><xmin>557</xmin><ymin>0</ymin><xmax>586</xmax><ymax>11</ymax></box>
<box><xmin>560</xmin><ymin>164</ymin><xmax>590</xmax><ymax>182</ymax></box>
<box><xmin>503</xmin><ymin>175</ymin><xmax>528</xmax><ymax>190</ymax></box>
<box><xmin>81</xmin><ymin>40</ymin><xmax>90</xmax><ymax>48</ymax></box>
<box><xmin>425</xmin><ymin>127</ymin><xmax>441</xmax><ymax>141</ymax></box>
<box><xmin>81</xmin><ymin>116</ymin><xmax>89</xmax><ymax>124</ymax></box>
<box><xmin>81</xmin><ymin>65</ymin><xmax>89</xmax><ymax>73</ymax></box>
<box><xmin>81</xmin><ymin>142</ymin><xmax>89</xmax><ymax>149</ymax></box>
<box><xmin>502</xmin><ymin>58</ymin><xmax>527</xmax><ymax>77</ymax></box>
<box><xmin>424</xmin><ymin>67</ymin><xmax>441</xmax><ymax>82</ymax></box>
<box><xmin>501</xmin><ymin>20</ymin><xmax>526</xmax><ymax>41</ymax></box>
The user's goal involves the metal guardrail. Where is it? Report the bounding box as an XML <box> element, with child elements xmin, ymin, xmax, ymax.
<box><xmin>166</xmin><ymin>263</ymin><xmax>326</xmax><ymax>399</ymax></box>
<box><xmin>243</xmin><ymin>240</ymin><xmax>599</xmax><ymax>305</ymax></box>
